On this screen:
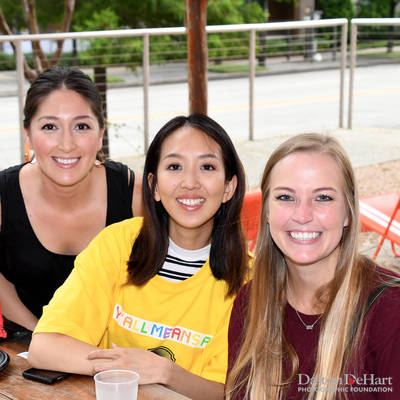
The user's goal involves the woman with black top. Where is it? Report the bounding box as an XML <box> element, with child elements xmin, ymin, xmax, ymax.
<box><xmin>0</xmin><ymin>66</ymin><xmax>143</xmax><ymax>337</ymax></box>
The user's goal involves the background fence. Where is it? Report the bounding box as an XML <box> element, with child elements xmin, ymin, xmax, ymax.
<box><xmin>0</xmin><ymin>18</ymin><xmax>399</xmax><ymax>168</ymax></box>
<box><xmin>348</xmin><ymin>18</ymin><xmax>400</xmax><ymax>128</ymax></box>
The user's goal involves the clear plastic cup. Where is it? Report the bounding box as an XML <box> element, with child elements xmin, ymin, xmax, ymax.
<box><xmin>94</xmin><ymin>369</ymin><xmax>139</xmax><ymax>400</ymax></box>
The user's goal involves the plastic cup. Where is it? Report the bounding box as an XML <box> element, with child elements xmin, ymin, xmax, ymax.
<box><xmin>94</xmin><ymin>369</ymin><xmax>140</xmax><ymax>400</ymax></box>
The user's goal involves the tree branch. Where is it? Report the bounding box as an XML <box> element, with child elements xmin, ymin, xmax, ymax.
<box><xmin>50</xmin><ymin>0</ymin><xmax>76</xmax><ymax>66</ymax></box>
<box><xmin>0</xmin><ymin>6</ymin><xmax>37</xmax><ymax>82</ymax></box>
<box><xmin>0</xmin><ymin>7</ymin><xmax>14</xmax><ymax>36</ymax></box>
<box><xmin>22</xmin><ymin>0</ymin><xmax>48</xmax><ymax>72</ymax></box>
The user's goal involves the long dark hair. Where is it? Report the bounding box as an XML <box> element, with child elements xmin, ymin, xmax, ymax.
<box><xmin>127</xmin><ymin>114</ymin><xmax>248</xmax><ymax>296</ymax></box>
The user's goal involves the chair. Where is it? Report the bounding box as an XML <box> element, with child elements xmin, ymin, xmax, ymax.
<box><xmin>0</xmin><ymin>302</ymin><xmax>7</xmax><ymax>339</ymax></box>
<box><xmin>241</xmin><ymin>191</ymin><xmax>262</xmax><ymax>251</ymax></box>
<box><xmin>359</xmin><ymin>192</ymin><xmax>400</xmax><ymax>260</ymax></box>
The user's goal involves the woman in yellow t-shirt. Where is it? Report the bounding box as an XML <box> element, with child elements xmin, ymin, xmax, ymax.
<box><xmin>28</xmin><ymin>114</ymin><xmax>250</xmax><ymax>400</ymax></box>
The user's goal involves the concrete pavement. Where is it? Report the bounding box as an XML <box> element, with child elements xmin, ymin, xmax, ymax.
<box><xmin>1</xmin><ymin>53</ymin><xmax>398</xmax><ymax>96</ymax></box>
<box><xmin>116</xmin><ymin>126</ymin><xmax>400</xmax><ymax>190</ymax></box>
<box><xmin>1</xmin><ymin>57</ymin><xmax>399</xmax><ymax>186</ymax></box>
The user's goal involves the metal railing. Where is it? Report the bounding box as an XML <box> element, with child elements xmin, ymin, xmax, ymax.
<box><xmin>2</xmin><ymin>27</ymin><xmax>187</xmax><ymax>161</ymax></box>
<box><xmin>222</xmin><ymin>19</ymin><xmax>348</xmax><ymax>140</ymax></box>
<box><xmin>0</xmin><ymin>18</ymin><xmax>348</xmax><ymax>162</ymax></box>
<box><xmin>348</xmin><ymin>18</ymin><xmax>400</xmax><ymax>129</ymax></box>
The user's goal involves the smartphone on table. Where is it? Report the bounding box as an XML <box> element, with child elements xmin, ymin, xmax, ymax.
<box><xmin>22</xmin><ymin>367</ymin><xmax>70</xmax><ymax>384</ymax></box>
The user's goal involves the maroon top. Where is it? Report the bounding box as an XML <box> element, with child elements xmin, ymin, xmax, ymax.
<box><xmin>227</xmin><ymin>268</ymin><xmax>400</xmax><ymax>399</ymax></box>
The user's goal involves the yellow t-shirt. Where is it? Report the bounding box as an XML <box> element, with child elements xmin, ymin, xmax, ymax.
<box><xmin>34</xmin><ymin>217</ymin><xmax>235</xmax><ymax>384</ymax></box>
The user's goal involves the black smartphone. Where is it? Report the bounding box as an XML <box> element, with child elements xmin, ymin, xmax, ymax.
<box><xmin>22</xmin><ymin>368</ymin><xmax>70</xmax><ymax>384</ymax></box>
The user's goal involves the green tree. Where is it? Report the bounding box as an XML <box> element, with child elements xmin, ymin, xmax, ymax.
<box><xmin>0</xmin><ymin>1</ymin><xmax>25</xmax><ymax>33</ymax></box>
<box><xmin>317</xmin><ymin>0</ymin><xmax>354</xmax><ymax>20</ymax></box>
<box><xmin>241</xmin><ymin>1</ymin><xmax>268</xmax><ymax>23</ymax></box>
<box><xmin>0</xmin><ymin>0</ymin><xmax>66</xmax><ymax>32</ymax></box>
<box><xmin>75</xmin><ymin>0</ymin><xmax>266</xmax><ymax>29</ymax></box>
<box><xmin>74</xmin><ymin>0</ymin><xmax>185</xmax><ymax>29</ymax></box>
<box><xmin>356</xmin><ymin>0</ymin><xmax>400</xmax><ymax>52</ymax></box>
<box><xmin>114</xmin><ymin>0</ymin><xmax>185</xmax><ymax>27</ymax></box>
<box><xmin>0</xmin><ymin>0</ymin><xmax>75</xmax><ymax>81</ymax></box>
<box><xmin>356</xmin><ymin>0</ymin><xmax>399</xmax><ymax>18</ymax></box>
<box><xmin>207</xmin><ymin>0</ymin><xmax>266</xmax><ymax>63</ymax></box>
<box><xmin>207</xmin><ymin>0</ymin><xmax>266</xmax><ymax>25</ymax></box>
<box><xmin>74</xmin><ymin>7</ymin><xmax>127</xmax><ymax>157</ymax></box>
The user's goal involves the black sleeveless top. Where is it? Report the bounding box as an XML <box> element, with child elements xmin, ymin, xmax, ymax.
<box><xmin>0</xmin><ymin>160</ymin><xmax>135</xmax><ymax>317</ymax></box>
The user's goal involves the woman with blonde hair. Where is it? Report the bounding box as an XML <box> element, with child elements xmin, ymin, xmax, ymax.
<box><xmin>226</xmin><ymin>133</ymin><xmax>400</xmax><ymax>399</ymax></box>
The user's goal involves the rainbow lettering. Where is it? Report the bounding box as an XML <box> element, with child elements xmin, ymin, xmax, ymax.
<box><xmin>112</xmin><ymin>304</ymin><xmax>213</xmax><ymax>348</ymax></box>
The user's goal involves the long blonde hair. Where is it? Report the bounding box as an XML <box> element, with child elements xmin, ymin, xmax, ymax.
<box><xmin>227</xmin><ymin>133</ymin><xmax>376</xmax><ymax>400</ymax></box>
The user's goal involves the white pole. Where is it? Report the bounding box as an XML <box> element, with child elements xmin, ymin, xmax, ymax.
<box><xmin>339</xmin><ymin>21</ymin><xmax>347</xmax><ymax>128</ymax></box>
<box><xmin>249</xmin><ymin>29</ymin><xmax>256</xmax><ymax>141</ymax></box>
<box><xmin>16</xmin><ymin>41</ymin><xmax>25</xmax><ymax>162</ymax></box>
<box><xmin>348</xmin><ymin>23</ymin><xmax>358</xmax><ymax>129</ymax></box>
<box><xmin>143</xmin><ymin>34</ymin><xmax>150</xmax><ymax>153</ymax></box>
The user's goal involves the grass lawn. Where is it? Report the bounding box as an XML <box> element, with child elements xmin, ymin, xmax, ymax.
<box><xmin>88</xmin><ymin>75</ymin><xmax>125</xmax><ymax>83</ymax></box>
<box><xmin>358</xmin><ymin>51</ymin><xmax>400</xmax><ymax>59</ymax></box>
<box><xmin>208</xmin><ymin>64</ymin><xmax>269</xmax><ymax>73</ymax></box>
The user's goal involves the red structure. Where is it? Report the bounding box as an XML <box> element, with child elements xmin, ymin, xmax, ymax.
<box><xmin>360</xmin><ymin>193</ymin><xmax>400</xmax><ymax>259</ymax></box>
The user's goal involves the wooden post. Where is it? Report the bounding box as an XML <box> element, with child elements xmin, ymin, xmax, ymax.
<box><xmin>186</xmin><ymin>0</ymin><xmax>208</xmax><ymax>115</ymax></box>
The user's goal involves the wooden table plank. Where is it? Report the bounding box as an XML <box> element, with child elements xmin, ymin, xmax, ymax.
<box><xmin>0</xmin><ymin>341</ymin><xmax>191</xmax><ymax>400</ymax></box>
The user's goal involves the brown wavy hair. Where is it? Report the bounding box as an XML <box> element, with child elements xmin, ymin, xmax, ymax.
<box><xmin>23</xmin><ymin>66</ymin><xmax>104</xmax><ymax>129</ymax></box>
<box><xmin>23</xmin><ymin>66</ymin><xmax>105</xmax><ymax>163</ymax></box>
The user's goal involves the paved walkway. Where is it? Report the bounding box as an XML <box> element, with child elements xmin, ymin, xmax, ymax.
<box><xmin>0</xmin><ymin>57</ymin><xmax>344</xmax><ymax>96</ymax></box>
<box><xmin>0</xmin><ymin>53</ymin><xmax>397</xmax><ymax>96</ymax></box>
<box><xmin>116</xmin><ymin>126</ymin><xmax>400</xmax><ymax>190</ymax></box>
<box><xmin>1</xmin><ymin>55</ymin><xmax>399</xmax><ymax>187</ymax></box>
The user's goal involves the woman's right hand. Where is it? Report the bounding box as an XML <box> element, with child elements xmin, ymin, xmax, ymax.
<box><xmin>88</xmin><ymin>344</ymin><xmax>172</xmax><ymax>384</ymax></box>
<box><xmin>87</xmin><ymin>344</ymin><xmax>225</xmax><ymax>400</ymax></box>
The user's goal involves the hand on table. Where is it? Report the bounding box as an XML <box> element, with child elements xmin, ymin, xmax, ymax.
<box><xmin>87</xmin><ymin>344</ymin><xmax>172</xmax><ymax>385</ymax></box>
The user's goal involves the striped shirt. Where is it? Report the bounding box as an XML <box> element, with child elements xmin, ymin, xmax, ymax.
<box><xmin>158</xmin><ymin>239</ymin><xmax>211</xmax><ymax>282</ymax></box>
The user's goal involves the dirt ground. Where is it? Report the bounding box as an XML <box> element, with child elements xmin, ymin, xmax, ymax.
<box><xmin>355</xmin><ymin>159</ymin><xmax>400</xmax><ymax>271</ymax></box>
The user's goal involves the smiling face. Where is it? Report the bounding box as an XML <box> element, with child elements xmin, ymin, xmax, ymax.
<box><xmin>153</xmin><ymin>126</ymin><xmax>237</xmax><ymax>249</ymax></box>
<box><xmin>267</xmin><ymin>151</ymin><xmax>349</xmax><ymax>272</ymax></box>
<box><xmin>25</xmin><ymin>88</ymin><xmax>104</xmax><ymax>187</ymax></box>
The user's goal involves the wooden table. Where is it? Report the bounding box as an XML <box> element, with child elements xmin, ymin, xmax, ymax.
<box><xmin>0</xmin><ymin>340</ymin><xmax>190</xmax><ymax>400</ymax></box>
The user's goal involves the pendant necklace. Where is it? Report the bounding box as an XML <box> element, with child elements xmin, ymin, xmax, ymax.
<box><xmin>294</xmin><ymin>308</ymin><xmax>323</xmax><ymax>330</ymax></box>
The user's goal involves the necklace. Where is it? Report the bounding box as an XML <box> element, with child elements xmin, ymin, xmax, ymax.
<box><xmin>294</xmin><ymin>308</ymin><xmax>323</xmax><ymax>330</ymax></box>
